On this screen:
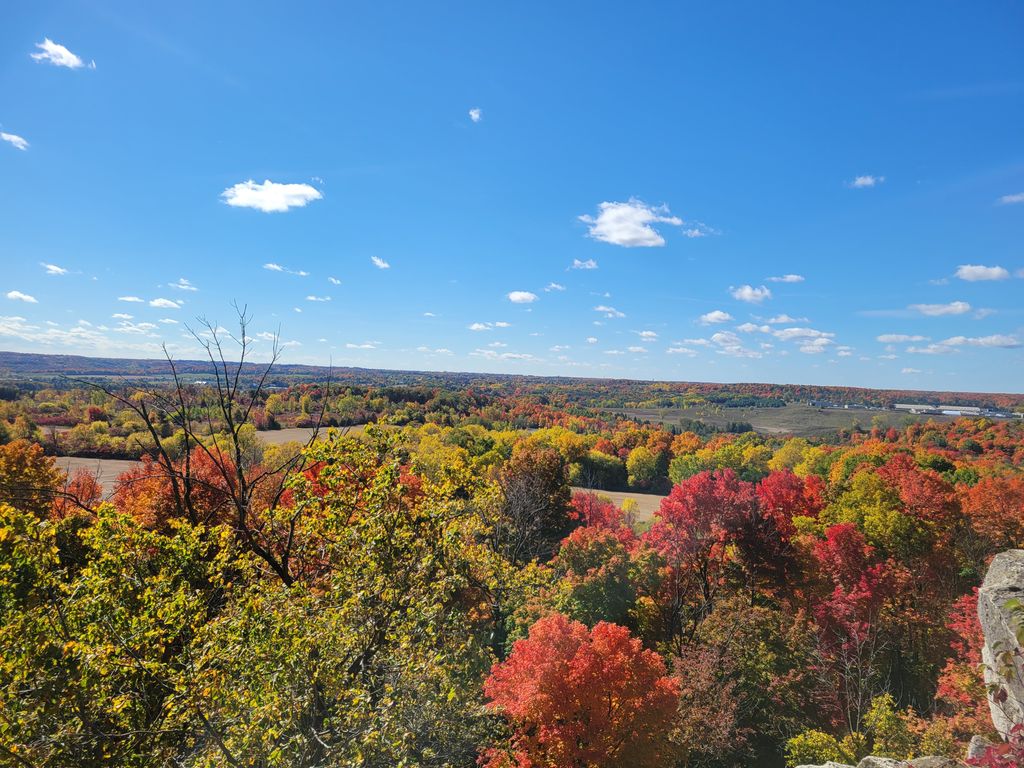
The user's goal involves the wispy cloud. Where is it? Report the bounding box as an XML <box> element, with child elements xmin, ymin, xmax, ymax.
<box><xmin>848</xmin><ymin>175</ymin><xmax>884</xmax><ymax>188</ymax></box>
<box><xmin>594</xmin><ymin>305</ymin><xmax>625</xmax><ymax>319</ymax></box>
<box><xmin>346</xmin><ymin>341</ymin><xmax>378</xmax><ymax>349</ymax></box>
<box><xmin>306</xmin><ymin>295</ymin><xmax>332</xmax><ymax>302</ymax></box>
<box><xmin>909</xmin><ymin>301</ymin><xmax>971</xmax><ymax>316</ymax></box>
<box><xmin>371</xmin><ymin>256</ymin><xmax>390</xmax><ymax>270</ymax></box>
<box><xmin>6</xmin><ymin>290</ymin><xmax>37</xmax><ymax>303</ymax></box>
<box><xmin>169</xmin><ymin>277</ymin><xmax>198</xmax><ymax>291</ymax></box>
<box><xmin>571</xmin><ymin>258</ymin><xmax>598</xmax><ymax>270</ymax></box>
<box><xmin>263</xmin><ymin>263</ymin><xmax>309</xmax><ymax>276</ymax></box>
<box><xmin>41</xmin><ymin>263</ymin><xmax>67</xmax><ymax>275</ymax></box>
<box><xmin>328</xmin><ymin>276</ymin><xmax>341</xmax><ymax>285</ymax></box>
<box><xmin>30</xmin><ymin>38</ymin><xmax>93</xmax><ymax>69</ymax></box>
<box><xmin>507</xmin><ymin>291</ymin><xmax>538</xmax><ymax>304</ymax></box>
<box><xmin>468</xmin><ymin>107</ymin><xmax>482</xmax><ymax>123</ymax></box>
<box><xmin>940</xmin><ymin>334</ymin><xmax>1021</xmax><ymax>349</ymax></box>
<box><xmin>118</xmin><ymin>296</ymin><xmax>143</xmax><ymax>303</ymax></box>
<box><xmin>468</xmin><ymin>321</ymin><xmax>511</xmax><ymax>331</ymax></box>
<box><xmin>579</xmin><ymin>199</ymin><xmax>686</xmax><ymax>247</ymax></box>
<box><xmin>955</xmin><ymin>264</ymin><xmax>1010</xmax><ymax>281</ymax></box>
<box><xmin>997</xmin><ymin>192</ymin><xmax>1024</xmax><ymax>205</ymax></box>
<box><xmin>222</xmin><ymin>180</ymin><xmax>322</xmax><ymax>213</ymax></box>
<box><xmin>544</xmin><ymin>282</ymin><xmax>565</xmax><ymax>292</ymax></box>
<box><xmin>730</xmin><ymin>284</ymin><xmax>772</xmax><ymax>304</ymax></box>
<box><xmin>1</xmin><ymin>132</ymin><xmax>29</xmax><ymax>151</ymax></box>
<box><xmin>766</xmin><ymin>274</ymin><xmax>804</xmax><ymax>283</ymax></box>
<box><xmin>901</xmin><ymin>367</ymin><xmax>922</xmax><ymax>374</ymax></box>
<box><xmin>149</xmin><ymin>298</ymin><xmax>181</xmax><ymax>309</ymax></box>
<box><xmin>877</xmin><ymin>334</ymin><xmax>928</xmax><ymax>343</ymax></box>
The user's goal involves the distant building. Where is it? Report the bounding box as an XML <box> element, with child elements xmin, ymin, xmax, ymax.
<box><xmin>894</xmin><ymin>403</ymin><xmax>937</xmax><ymax>414</ymax></box>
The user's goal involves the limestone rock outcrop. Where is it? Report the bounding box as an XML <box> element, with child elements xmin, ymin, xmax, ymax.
<box><xmin>978</xmin><ymin>548</ymin><xmax>1024</xmax><ymax>737</ymax></box>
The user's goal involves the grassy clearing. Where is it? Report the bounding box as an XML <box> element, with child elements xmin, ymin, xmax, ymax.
<box><xmin>609</xmin><ymin>403</ymin><xmax>948</xmax><ymax>438</ymax></box>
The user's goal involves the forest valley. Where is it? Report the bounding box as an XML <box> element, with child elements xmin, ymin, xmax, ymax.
<box><xmin>1</xmin><ymin>326</ymin><xmax>1024</xmax><ymax>768</ymax></box>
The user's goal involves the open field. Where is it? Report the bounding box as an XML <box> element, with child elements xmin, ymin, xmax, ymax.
<box><xmin>56</xmin><ymin>456</ymin><xmax>140</xmax><ymax>496</ymax></box>
<box><xmin>611</xmin><ymin>403</ymin><xmax>957</xmax><ymax>438</ymax></box>
<box><xmin>571</xmin><ymin>487</ymin><xmax>666</xmax><ymax>523</ymax></box>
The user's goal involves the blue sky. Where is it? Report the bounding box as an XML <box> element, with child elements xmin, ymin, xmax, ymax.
<box><xmin>1</xmin><ymin>2</ymin><xmax>1023</xmax><ymax>391</ymax></box>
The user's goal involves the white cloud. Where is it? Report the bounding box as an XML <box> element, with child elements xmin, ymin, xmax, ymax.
<box><xmin>472</xmin><ymin>348</ymin><xmax>535</xmax><ymax>361</ymax></box>
<box><xmin>41</xmin><ymin>263</ymin><xmax>67</xmax><ymax>275</ymax></box>
<box><xmin>603</xmin><ymin>349</ymin><xmax>625</xmax><ymax>356</ymax></box>
<box><xmin>169</xmin><ymin>277</ymin><xmax>198</xmax><ymax>291</ymax></box>
<box><xmin>877</xmin><ymin>334</ymin><xmax>928</xmax><ymax>343</ymax></box>
<box><xmin>263</xmin><ymin>263</ymin><xmax>308</xmax><ymax>276</ymax></box>
<box><xmin>159</xmin><ymin>318</ymin><xmax>178</xmax><ymax>324</ymax></box>
<box><xmin>997</xmin><ymin>192</ymin><xmax>1024</xmax><ymax>205</ymax></box>
<box><xmin>149</xmin><ymin>298</ymin><xmax>181</xmax><ymax>309</ymax></box>
<box><xmin>221</xmin><ymin>180</ymin><xmax>322</xmax><ymax>213</ymax></box>
<box><xmin>114</xmin><ymin>320</ymin><xmax>158</xmax><ymax>336</ymax></box>
<box><xmin>699</xmin><ymin>310</ymin><xmax>733</xmax><ymax>325</ymax></box>
<box><xmin>594</xmin><ymin>305</ymin><xmax>625</xmax><ymax>319</ymax></box>
<box><xmin>730</xmin><ymin>284</ymin><xmax>772</xmax><ymax>304</ymax></box>
<box><xmin>423</xmin><ymin>312</ymin><xmax>437</xmax><ymax>317</ymax></box>
<box><xmin>974</xmin><ymin>308</ymin><xmax>997</xmax><ymax>320</ymax></box>
<box><xmin>6</xmin><ymin>290</ymin><xmax>37</xmax><ymax>303</ymax></box>
<box><xmin>635</xmin><ymin>330</ymin><xmax>658</xmax><ymax>341</ymax></box>
<box><xmin>901</xmin><ymin>368</ymin><xmax>922</xmax><ymax>374</ymax></box>
<box><xmin>955</xmin><ymin>264</ymin><xmax>1010</xmax><ymax>281</ymax></box>
<box><xmin>0</xmin><ymin>316</ymin><xmax>169</xmax><ymax>354</ymax></box>
<box><xmin>468</xmin><ymin>107</ymin><xmax>483</xmax><ymax>123</ymax></box>
<box><xmin>909</xmin><ymin>301</ymin><xmax>971</xmax><ymax>316</ymax></box>
<box><xmin>667</xmin><ymin>346</ymin><xmax>697</xmax><ymax>356</ymax></box>
<box><xmin>111</xmin><ymin>313</ymin><xmax>133</xmax><ymax>320</ymax></box>
<box><xmin>507</xmin><ymin>290</ymin><xmax>538</xmax><ymax>304</ymax></box>
<box><xmin>306</xmin><ymin>295</ymin><xmax>332</xmax><ymax>302</ymax></box>
<box><xmin>487</xmin><ymin>341</ymin><xmax>508</xmax><ymax>348</ymax></box>
<box><xmin>627</xmin><ymin>346</ymin><xmax>647</xmax><ymax>353</ymax></box>
<box><xmin>773</xmin><ymin>327</ymin><xmax>834</xmax><ymax>342</ymax></box>
<box><xmin>549</xmin><ymin>345</ymin><xmax>570</xmax><ymax>352</ymax></box>
<box><xmin>766</xmin><ymin>274</ymin><xmax>804</xmax><ymax>283</ymax></box>
<box><xmin>736</xmin><ymin>322</ymin><xmax>771</xmax><ymax>333</ymax></box>
<box><xmin>907</xmin><ymin>344</ymin><xmax>959</xmax><ymax>355</ymax></box>
<box><xmin>849</xmin><ymin>175</ymin><xmax>885</xmax><ymax>188</ymax></box>
<box><xmin>328</xmin><ymin>276</ymin><xmax>341</xmax><ymax>285</ymax></box>
<box><xmin>346</xmin><ymin>342</ymin><xmax>378</xmax><ymax>349</ymax></box>
<box><xmin>766</xmin><ymin>314</ymin><xmax>805</xmax><ymax>324</ymax></box>
<box><xmin>544</xmin><ymin>282</ymin><xmax>566</xmax><ymax>292</ymax></box>
<box><xmin>30</xmin><ymin>38</ymin><xmax>91</xmax><ymax>69</ymax></box>
<box><xmin>798</xmin><ymin>338</ymin><xmax>833</xmax><ymax>354</ymax></box>
<box><xmin>709</xmin><ymin>330</ymin><xmax>762</xmax><ymax>358</ymax></box>
<box><xmin>470</xmin><ymin>321</ymin><xmax>513</xmax><ymax>331</ymax></box>
<box><xmin>571</xmin><ymin>258</ymin><xmax>598</xmax><ymax>270</ymax></box>
<box><xmin>586</xmin><ymin>336</ymin><xmax>598</xmax><ymax>344</ymax></box>
<box><xmin>578</xmin><ymin>199</ymin><xmax>684</xmax><ymax>247</ymax></box>
<box><xmin>118</xmin><ymin>296</ymin><xmax>143</xmax><ymax>303</ymax></box>
<box><xmin>1</xmin><ymin>132</ymin><xmax>29</xmax><ymax>151</ymax></box>
<box><xmin>371</xmin><ymin>256</ymin><xmax>390</xmax><ymax>269</ymax></box>
<box><xmin>940</xmin><ymin>334</ymin><xmax>1021</xmax><ymax>349</ymax></box>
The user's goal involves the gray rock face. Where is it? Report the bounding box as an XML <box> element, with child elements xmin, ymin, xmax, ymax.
<box><xmin>967</xmin><ymin>734</ymin><xmax>994</xmax><ymax>759</ymax></box>
<box><xmin>793</xmin><ymin>763</ymin><xmax>854</xmax><ymax>768</ymax></box>
<box><xmin>978</xmin><ymin>549</ymin><xmax>1024</xmax><ymax>737</ymax></box>
<box><xmin>856</xmin><ymin>758</ymin><xmax>902</xmax><ymax>768</ymax></box>
<box><xmin>907</xmin><ymin>757</ymin><xmax>961</xmax><ymax>767</ymax></box>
